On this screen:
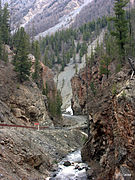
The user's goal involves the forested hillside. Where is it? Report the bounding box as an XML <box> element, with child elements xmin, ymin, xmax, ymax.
<box><xmin>0</xmin><ymin>1</ymin><xmax>63</xmax><ymax>121</ymax></box>
<box><xmin>72</xmin><ymin>0</ymin><xmax>114</xmax><ymax>28</ymax></box>
<box><xmin>39</xmin><ymin>16</ymin><xmax>107</xmax><ymax>71</ymax></box>
<box><xmin>1</xmin><ymin>0</ymin><xmax>85</xmax><ymax>36</ymax></box>
<box><xmin>0</xmin><ymin>2</ymin><xmax>10</xmax><ymax>61</ymax></box>
<box><xmin>1</xmin><ymin>0</ymin><xmax>135</xmax><ymax>118</ymax></box>
<box><xmin>72</xmin><ymin>1</ymin><xmax>135</xmax><ymax>115</ymax></box>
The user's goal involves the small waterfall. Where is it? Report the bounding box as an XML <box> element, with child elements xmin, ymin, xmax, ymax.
<box><xmin>65</xmin><ymin>106</ymin><xmax>73</xmax><ymax>115</ymax></box>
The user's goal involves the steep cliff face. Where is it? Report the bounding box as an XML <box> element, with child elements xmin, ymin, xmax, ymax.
<box><xmin>40</xmin><ymin>61</ymin><xmax>57</xmax><ymax>99</ymax></box>
<box><xmin>0</xmin><ymin>60</ymin><xmax>53</xmax><ymax>126</ymax></box>
<box><xmin>71</xmin><ymin>62</ymin><xmax>135</xmax><ymax>179</ymax></box>
<box><xmin>30</xmin><ymin>54</ymin><xmax>56</xmax><ymax>99</ymax></box>
<box><xmin>0</xmin><ymin>60</ymin><xmax>53</xmax><ymax>178</ymax></box>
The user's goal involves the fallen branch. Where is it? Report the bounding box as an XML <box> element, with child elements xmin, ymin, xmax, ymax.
<box><xmin>128</xmin><ymin>57</ymin><xmax>135</xmax><ymax>73</ymax></box>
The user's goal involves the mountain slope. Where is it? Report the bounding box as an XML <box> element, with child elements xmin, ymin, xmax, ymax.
<box><xmin>72</xmin><ymin>0</ymin><xmax>135</xmax><ymax>29</ymax></box>
<box><xmin>3</xmin><ymin>0</ymin><xmax>86</xmax><ymax>36</ymax></box>
<box><xmin>72</xmin><ymin>0</ymin><xmax>114</xmax><ymax>28</ymax></box>
<box><xmin>3</xmin><ymin>0</ymin><xmax>135</xmax><ymax>38</ymax></box>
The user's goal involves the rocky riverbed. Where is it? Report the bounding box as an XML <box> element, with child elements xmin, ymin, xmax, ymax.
<box><xmin>47</xmin><ymin>150</ymin><xmax>88</xmax><ymax>180</ymax></box>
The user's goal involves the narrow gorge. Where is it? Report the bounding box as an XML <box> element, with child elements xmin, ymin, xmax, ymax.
<box><xmin>0</xmin><ymin>0</ymin><xmax>135</xmax><ymax>180</ymax></box>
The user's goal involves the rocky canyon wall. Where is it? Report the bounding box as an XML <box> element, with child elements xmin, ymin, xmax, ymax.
<box><xmin>71</xmin><ymin>61</ymin><xmax>135</xmax><ymax>179</ymax></box>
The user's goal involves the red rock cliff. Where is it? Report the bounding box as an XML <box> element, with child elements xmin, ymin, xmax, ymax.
<box><xmin>71</xmin><ymin>62</ymin><xmax>135</xmax><ymax>179</ymax></box>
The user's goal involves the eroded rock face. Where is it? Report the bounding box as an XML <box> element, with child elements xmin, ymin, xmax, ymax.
<box><xmin>30</xmin><ymin>54</ymin><xmax>56</xmax><ymax>95</ymax></box>
<box><xmin>71</xmin><ymin>62</ymin><xmax>135</xmax><ymax>179</ymax></box>
<box><xmin>0</xmin><ymin>61</ymin><xmax>52</xmax><ymax>126</ymax></box>
<box><xmin>71</xmin><ymin>63</ymin><xmax>101</xmax><ymax>115</ymax></box>
<box><xmin>40</xmin><ymin>61</ymin><xmax>57</xmax><ymax>99</ymax></box>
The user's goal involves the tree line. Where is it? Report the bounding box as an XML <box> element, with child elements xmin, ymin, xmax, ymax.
<box><xmin>0</xmin><ymin>2</ymin><xmax>10</xmax><ymax>61</ymax></box>
<box><xmin>87</xmin><ymin>0</ymin><xmax>135</xmax><ymax>87</ymax></box>
<box><xmin>39</xmin><ymin>16</ymin><xmax>107</xmax><ymax>70</ymax></box>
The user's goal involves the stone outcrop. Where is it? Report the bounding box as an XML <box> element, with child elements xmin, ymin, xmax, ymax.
<box><xmin>40</xmin><ymin>61</ymin><xmax>56</xmax><ymax>99</ymax></box>
<box><xmin>0</xmin><ymin>53</ymin><xmax>58</xmax><ymax>126</ymax></box>
<box><xmin>71</xmin><ymin>61</ymin><xmax>135</xmax><ymax>179</ymax></box>
<box><xmin>71</xmin><ymin>66</ymin><xmax>92</xmax><ymax>115</ymax></box>
<box><xmin>30</xmin><ymin>54</ymin><xmax>56</xmax><ymax>96</ymax></box>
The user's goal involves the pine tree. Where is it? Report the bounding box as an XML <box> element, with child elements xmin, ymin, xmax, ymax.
<box><xmin>76</xmin><ymin>42</ymin><xmax>81</xmax><ymax>53</ymax></box>
<box><xmin>0</xmin><ymin>0</ymin><xmax>2</xmax><ymax>58</ymax></box>
<box><xmin>13</xmin><ymin>28</ymin><xmax>31</xmax><ymax>82</ymax></box>
<box><xmin>75</xmin><ymin>64</ymin><xmax>78</xmax><ymax>74</ymax></box>
<box><xmin>73</xmin><ymin>49</ymin><xmax>76</xmax><ymax>63</ymax></box>
<box><xmin>1</xmin><ymin>3</ymin><xmax>10</xmax><ymax>44</ymax></box>
<box><xmin>56</xmin><ymin>90</ymin><xmax>62</xmax><ymax>117</ymax></box>
<box><xmin>111</xmin><ymin>0</ymin><xmax>129</xmax><ymax>60</ymax></box>
<box><xmin>2</xmin><ymin>45</ymin><xmax>8</xmax><ymax>63</ymax></box>
<box><xmin>43</xmin><ymin>48</ymin><xmax>49</xmax><ymax>66</ymax></box>
<box><xmin>32</xmin><ymin>40</ymin><xmax>41</xmax><ymax>83</ymax></box>
<box><xmin>0</xmin><ymin>0</ymin><xmax>2</xmax><ymax>24</ymax></box>
<box><xmin>100</xmin><ymin>55</ymin><xmax>111</xmax><ymax>79</ymax></box>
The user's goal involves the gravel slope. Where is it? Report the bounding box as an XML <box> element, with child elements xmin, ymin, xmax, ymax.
<box><xmin>55</xmin><ymin>30</ymin><xmax>105</xmax><ymax>110</ymax></box>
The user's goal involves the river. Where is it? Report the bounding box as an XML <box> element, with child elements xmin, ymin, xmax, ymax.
<box><xmin>46</xmin><ymin>150</ymin><xmax>88</xmax><ymax>180</ymax></box>
<box><xmin>46</xmin><ymin>106</ymin><xmax>88</xmax><ymax>180</ymax></box>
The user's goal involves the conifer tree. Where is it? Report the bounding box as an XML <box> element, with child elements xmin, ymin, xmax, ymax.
<box><xmin>1</xmin><ymin>3</ymin><xmax>10</xmax><ymax>44</ymax></box>
<box><xmin>2</xmin><ymin>45</ymin><xmax>8</xmax><ymax>63</ymax></box>
<box><xmin>43</xmin><ymin>48</ymin><xmax>49</xmax><ymax>66</ymax></box>
<box><xmin>42</xmin><ymin>82</ymin><xmax>49</xmax><ymax>96</ymax></box>
<box><xmin>76</xmin><ymin>42</ymin><xmax>81</xmax><ymax>53</ymax></box>
<box><xmin>73</xmin><ymin>49</ymin><xmax>76</xmax><ymax>63</ymax></box>
<box><xmin>32</xmin><ymin>40</ymin><xmax>41</xmax><ymax>83</ymax></box>
<box><xmin>13</xmin><ymin>27</ymin><xmax>31</xmax><ymax>82</ymax></box>
<box><xmin>111</xmin><ymin>0</ymin><xmax>129</xmax><ymax>59</ymax></box>
<box><xmin>56</xmin><ymin>90</ymin><xmax>62</xmax><ymax>117</ymax></box>
<box><xmin>0</xmin><ymin>0</ymin><xmax>2</xmax><ymax>24</ymax></box>
<box><xmin>0</xmin><ymin>0</ymin><xmax>2</xmax><ymax>58</ymax></box>
<box><xmin>0</xmin><ymin>1</ymin><xmax>10</xmax><ymax>60</ymax></box>
<box><xmin>100</xmin><ymin>55</ymin><xmax>111</xmax><ymax>79</ymax></box>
